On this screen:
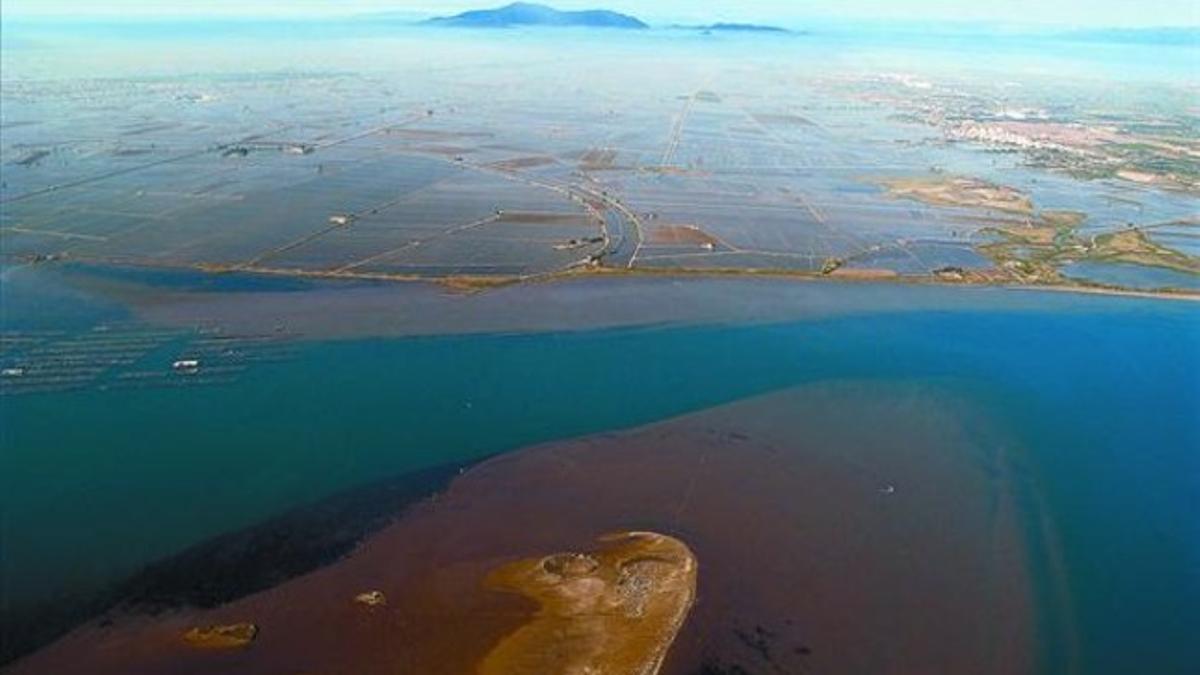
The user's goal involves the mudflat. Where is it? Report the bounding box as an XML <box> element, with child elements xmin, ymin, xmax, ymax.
<box><xmin>11</xmin><ymin>381</ymin><xmax>1039</xmax><ymax>675</ymax></box>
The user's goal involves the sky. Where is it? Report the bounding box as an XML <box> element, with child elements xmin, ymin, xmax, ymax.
<box><xmin>2</xmin><ymin>0</ymin><xmax>1197</xmax><ymax>28</ymax></box>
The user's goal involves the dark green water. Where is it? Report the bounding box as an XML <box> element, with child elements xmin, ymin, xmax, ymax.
<box><xmin>1</xmin><ymin>272</ymin><xmax>1197</xmax><ymax>673</ymax></box>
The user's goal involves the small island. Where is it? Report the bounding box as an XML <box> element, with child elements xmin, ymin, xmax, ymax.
<box><xmin>481</xmin><ymin>532</ymin><xmax>697</xmax><ymax>675</ymax></box>
<box><xmin>698</xmin><ymin>22</ymin><xmax>791</xmax><ymax>33</ymax></box>
<box><xmin>425</xmin><ymin>2</ymin><xmax>648</xmax><ymax>29</ymax></box>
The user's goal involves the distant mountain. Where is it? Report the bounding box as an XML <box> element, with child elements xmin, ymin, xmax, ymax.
<box><xmin>699</xmin><ymin>23</ymin><xmax>790</xmax><ymax>34</ymax></box>
<box><xmin>425</xmin><ymin>3</ymin><xmax>648</xmax><ymax>29</ymax></box>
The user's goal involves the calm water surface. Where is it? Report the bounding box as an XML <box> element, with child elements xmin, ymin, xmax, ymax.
<box><xmin>1</xmin><ymin>268</ymin><xmax>1197</xmax><ymax>674</ymax></box>
<box><xmin>1063</xmin><ymin>260</ymin><xmax>1200</xmax><ymax>290</ymax></box>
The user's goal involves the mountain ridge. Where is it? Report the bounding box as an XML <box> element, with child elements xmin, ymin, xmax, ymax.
<box><xmin>425</xmin><ymin>2</ymin><xmax>648</xmax><ymax>29</ymax></box>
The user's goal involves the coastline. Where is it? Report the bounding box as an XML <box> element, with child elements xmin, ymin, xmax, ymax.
<box><xmin>8</xmin><ymin>260</ymin><xmax>1195</xmax><ymax>349</ymax></box>
<box><xmin>15</xmin><ymin>254</ymin><xmax>1199</xmax><ymax>303</ymax></box>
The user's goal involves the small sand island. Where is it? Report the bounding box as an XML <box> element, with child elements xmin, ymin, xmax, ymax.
<box><xmin>181</xmin><ymin>622</ymin><xmax>257</xmax><ymax>649</ymax></box>
<box><xmin>881</xmin><ymin>176</ymin><xmax>1034</xmax><ymax>214</ymax></box>
<box><xmin>480</xmin><ymin>532</ymin><xmax>698</xmax><ymax>675</ymax></box>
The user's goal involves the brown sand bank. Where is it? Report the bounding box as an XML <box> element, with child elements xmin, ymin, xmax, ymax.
<box><xmin>480</xmin><ymin>532</ymin><xmax>697</xmax><ymax>675</ymax></box>
<box><xmin>882</xmin><ymin>176</ymin><xmax>1034</xmax><ymax>214</ymax></box>
<box><xmin>11</xmin><ymin>381</ymin><xmax>1037</xmax><ymax>675</ymax></box>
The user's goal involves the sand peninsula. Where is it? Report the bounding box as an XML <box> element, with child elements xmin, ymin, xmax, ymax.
<box><xmin>480</xmin><ymin>532</ymin><xmax>697</xmax><ymax>675</ymax></box>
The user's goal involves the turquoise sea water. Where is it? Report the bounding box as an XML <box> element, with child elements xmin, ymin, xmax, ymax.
<box><xmin>1</xmin><ymin>273</ymin><xmax>1197</xmax><ymax>673</ymax></box>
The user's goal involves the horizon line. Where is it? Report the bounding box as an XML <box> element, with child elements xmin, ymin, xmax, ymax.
<box><xmin>3</xmin><ymin>11</ymin><xmax>1199</xmax><ymax>33</ymax></box>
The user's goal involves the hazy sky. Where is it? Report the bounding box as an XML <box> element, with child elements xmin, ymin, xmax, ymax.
<box><xmin>3</xmin><ymin>0</ymin><xmax>1198</xmax><ymax>28</ymax></box>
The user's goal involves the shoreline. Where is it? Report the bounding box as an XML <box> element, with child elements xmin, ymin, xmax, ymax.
<box><xmin>9</xmin><ymin>256</ymin><xmax>1193</xmax><ymax>347</ymax></box>
<box><xmin>8</xmin><ymin>254</ymin><xmax>1199</xmax><ymax>304</ymax></box>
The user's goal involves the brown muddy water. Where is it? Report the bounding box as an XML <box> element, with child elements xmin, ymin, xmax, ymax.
<box><xmin>11</xmin><ymin>381</ymin><xmax>1037</xmax><ymax>675</ymax></box>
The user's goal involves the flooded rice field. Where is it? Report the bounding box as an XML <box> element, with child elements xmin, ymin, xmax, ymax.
<box><xmin>1062</xmin><ymin>260</ymin><xmax>1200</xmax><ymax>291</ymax></box>
<box><xmin>3</xmin><ymin>29</ymin><xmax>1196</xmax><ymax>288</ymax></box>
